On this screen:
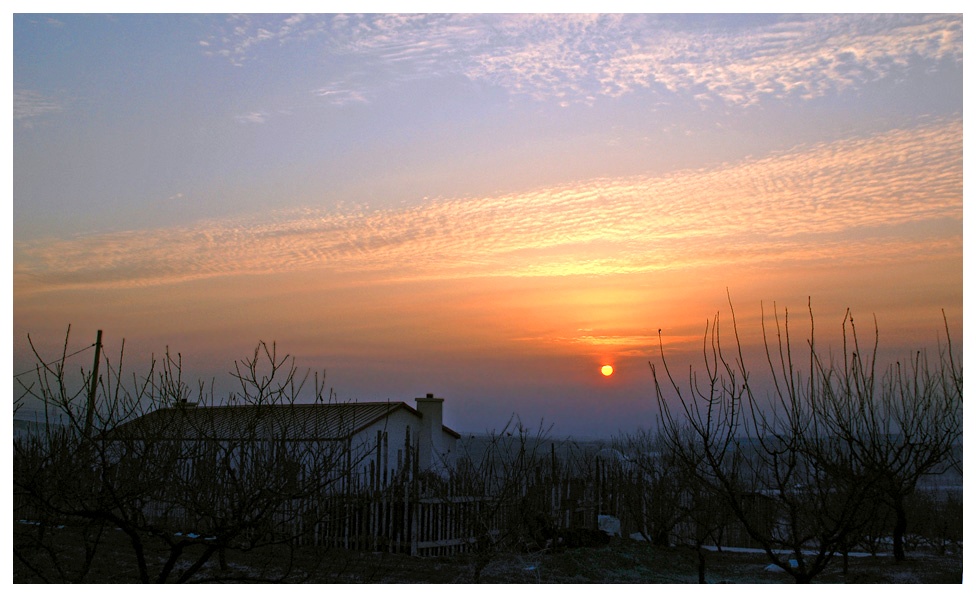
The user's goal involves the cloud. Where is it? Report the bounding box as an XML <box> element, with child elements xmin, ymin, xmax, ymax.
<box><xmin>13</xmin><ymin>89</ymin><xmax>64</xmax><ymax>124</ymax></box>
<box><xmin>463</xmin><ymin>14</ymin><xmax>963</xmax><ymax>106</ymax></box>
<box><xmin>199</xmin><ymin>14</ymin><xmax>962</xmax><ymax>107</ymax></box>
<box><xmin>234</xmin><ymin>111</ymin><xmax>267</xmax><ymax>124</ymax></box>
<box><xmin>14</xmin><ymin>118</ymin><xmax>961</xmax><ymax>295</ymax></box>
<box><xmin>312</xmin><ymin>87</ymin><xmax>368</xmax><ymax>106</ymax></box>
<box><xmin>199</xmin><ymin>13</ymin><xmax>331</xmax><ymax>67</ymax></box>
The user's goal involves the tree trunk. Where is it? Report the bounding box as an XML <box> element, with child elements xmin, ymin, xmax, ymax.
<box><xmin>697</xmin><ymin>546</ymin><xmax>706</xmax><ymax>584</ymax></box>
<box><xmin>892</xmin><ymin>497</ymin><xmax>908</xmax><ymax>562</ymax></box>
<box><xmin>651</xmin><ymin>526</ymin><xmax>669</xmax><ymax>547</ymax></box>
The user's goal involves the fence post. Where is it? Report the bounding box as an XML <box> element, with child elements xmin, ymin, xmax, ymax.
<box><xmin>84</xmin><ymin>329</ymin><xmax>103</xmax><ymax>440</ymax></box>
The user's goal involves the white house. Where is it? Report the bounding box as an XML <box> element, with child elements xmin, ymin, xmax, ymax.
<box><xmin>111</xmin><ymin>393</ymin><xmax>460</xmax><ymax>489</ymax></box>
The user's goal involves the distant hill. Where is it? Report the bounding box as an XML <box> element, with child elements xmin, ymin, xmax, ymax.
<box><xmin>12</xmin><ymin>417</ymin><xmax>65</xmax><ymax>440</ymax></box>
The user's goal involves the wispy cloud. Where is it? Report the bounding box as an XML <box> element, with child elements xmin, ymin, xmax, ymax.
<box><xmin>200</xmin><ymin>13</ymin><xmax>331</xmax><ymax>67</ymax></box>
<box><xmin>312</xmin><ymin>86</ymin><xmax>368</xmax><ymax>106</ymax></box>
<box><xmin>13</xmin><ymin>89</ymin><xmax>64</xmax><ymax>125</ymax></box>
<box><xmin>14</xmin><ymin>118</ymin><xmax>961</xmax><ymax>296</ymax></box>
<box><xmin>234</xmin><ymin>111</ymin><xmax>268</xmax><ymax>124</ymax></box>
<box><xmin>464</xmin><ymin>14</ymin><xmax>962</xmax><ymax>106</ymax></box>
<box><xmin>199</xmin><ymin>14</ymin><xmax>961</xmax><ymax>107</ymax></box>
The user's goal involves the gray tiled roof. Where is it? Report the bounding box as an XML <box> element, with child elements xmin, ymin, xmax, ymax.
<box><xmin>111</xmin><ymin>401</ymin><xmax>459</xmax><ymax>442</ymax></box>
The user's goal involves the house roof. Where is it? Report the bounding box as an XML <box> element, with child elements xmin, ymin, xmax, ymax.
<box><xmin>110</xmin><ymin>401</ymin><xmax>461</xmax><ymax>442</ymax></box>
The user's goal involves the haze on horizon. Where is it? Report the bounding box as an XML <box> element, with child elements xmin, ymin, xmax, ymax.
<box><xmin>11</xmin><ymin>12</ymin><xmax>963</xmax><ymax>438</ymax></box>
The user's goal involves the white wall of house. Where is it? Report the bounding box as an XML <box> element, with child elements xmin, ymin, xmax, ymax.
<box><xmin>347</xmin><ymin>404</ymin><xmax>457</xmax><ymax>487</ymax></box>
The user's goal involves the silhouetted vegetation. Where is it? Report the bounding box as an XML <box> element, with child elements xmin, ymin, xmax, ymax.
<box><xmin>652</xmin><ymin>298</ymin><xmax>961</xmax><ymax>583</ymax></box>
<box><xmin>14</xmin><ymin>331</ymin><xmax>364</xmax><ymax>583</ymax></box>
<box><xmin>13</xmin><ymin>304</ymin><xmax>961</xmax><ymax>583</ymax></box>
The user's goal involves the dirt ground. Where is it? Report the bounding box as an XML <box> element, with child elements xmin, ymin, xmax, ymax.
<box><xmin>13</xmin><ymin>522</ymin><xmax>962</xmax><ymax>584</ymax></box>
<box><xmin>300</xmin><ymin>540</ymin><xmax>963</xmax><ymax>584</ymax></box>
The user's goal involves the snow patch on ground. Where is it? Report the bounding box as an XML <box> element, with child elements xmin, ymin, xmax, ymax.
<box><xmin>702</xmin><ymin>545</ymin><xmax>877</xmax><ymax>558</ymax></box>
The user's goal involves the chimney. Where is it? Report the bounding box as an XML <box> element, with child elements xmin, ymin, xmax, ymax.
<box><xmin>415</xmin><ymin>393</ymin><xmax>444</xmax><ymax>472</ymax></box>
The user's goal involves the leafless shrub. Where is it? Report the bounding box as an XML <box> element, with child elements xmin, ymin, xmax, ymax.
<box><xmin>653</xmin><ymin>296</ymin><xmax>961</xmax><ymax>582</ymax></box>
<box><xmin>14</xmin><ymin>331</ymin><xmax>364</xmax><ymax>583</ymax></box>
<box><xmin>449</xmin><ymin>416</ymin><xmax>556</xmax><ymax>581</ymax></box>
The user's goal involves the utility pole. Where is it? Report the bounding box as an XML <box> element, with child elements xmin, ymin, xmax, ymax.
<box><xmin>84</xmin><ymin>330</ymin><xmax>103</xmax><ymax>439</ymax></box>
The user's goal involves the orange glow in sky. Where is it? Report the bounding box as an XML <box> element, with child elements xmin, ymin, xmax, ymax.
<box><xmin>11</xmin><ymin>14</ymin><xmax>963</xmax><ymax>437</ymax></box>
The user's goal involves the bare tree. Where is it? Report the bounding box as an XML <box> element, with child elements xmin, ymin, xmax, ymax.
<box><xmin>807</xmin><ymin>310</ymin><xmax>962</xmax><ymax>561</ymax></box>
<box><xmin>654</xmin><ymin>299</ymin><xmax>890</xmax><ymax>583</ymax></box>
<box><xmin>14</xmin><ymin>332</ymin><xmax>364</xmax><ymax>583</ymax></box>
<box><xmin>446</xmin><ymin>416</ymin><xmax>558</xmax><ymax>581</ymax></box>
<box><xmin>14</xmin><ymin>327</ymin><xmax>165</xmax><ymax>582</ymax></box>
<box><xmin>615</xmin><ymin>427</ymin><xmax>733</xmax><ymax>583</ymax></box>
<box><xmin>614</xmin><ymin>429</ymin><xmax>684</xmax><ymax>547</ymax></box>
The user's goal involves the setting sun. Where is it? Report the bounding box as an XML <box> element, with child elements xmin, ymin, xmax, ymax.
<box><xmin>11</xmin><ymin>13</ymin><xmax>962</xmax><ymax>440</ymax></box>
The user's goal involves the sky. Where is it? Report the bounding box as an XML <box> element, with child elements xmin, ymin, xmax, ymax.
<box><xmin>9</xmin><ymin>8</ymin><xmax>965</xmax><ymax>438</ymax></box>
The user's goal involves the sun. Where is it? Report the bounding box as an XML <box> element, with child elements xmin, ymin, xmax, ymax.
<box><xmin>601</xmin><ymin>364</ymin><xmax>614</xmax><ymax>377</ymax></box>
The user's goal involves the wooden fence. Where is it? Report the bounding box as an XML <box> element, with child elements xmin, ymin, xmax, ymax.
<box><xmin>14</xmin><ymin>430</ymin><xmax>770</xmax><ymax>556</ymax></box>
<box><xmin>279</xmin><ymin>465</ymin><xmax>605</xmax><ymax>556</ymax></box>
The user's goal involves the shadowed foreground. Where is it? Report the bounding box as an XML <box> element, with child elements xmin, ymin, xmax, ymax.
<box><xmin>14</xmin><ymin>523</ymin><xmax>960</xmax><ymax>584</ymax></box>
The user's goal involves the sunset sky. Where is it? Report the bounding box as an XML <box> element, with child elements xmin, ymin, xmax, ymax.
<box><xmin>11</xmin><ymin>10</ymin><xmax>964</xmax><ymax>437</ymax></box>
